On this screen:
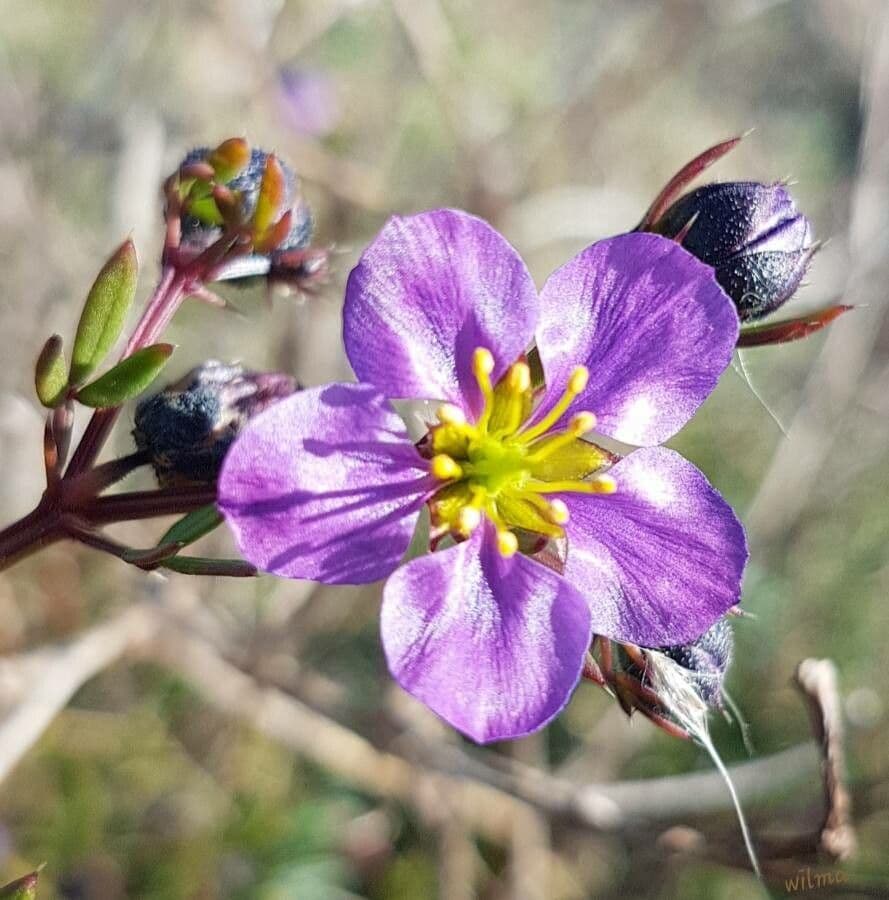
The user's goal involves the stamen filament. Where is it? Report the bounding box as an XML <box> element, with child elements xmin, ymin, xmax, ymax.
<box><xmin>525</xmin><ymin>411</ymin><xmax>597</xmax><ymax>463</ymax></box>
<box><xmin>494</xmin><ymin>362</ymin><xmax>532</xmax><ymax>437</ymax></box>
<box><xmin>525</xmin><ymin>474</ymin><xmax>617</xmax><ymax>495</ymax></box>
<box><xmin>516</xmin><ymin>365</ymin><xmax>589</xmax><ymax>444</ymax></box>
<box><xmin>472</xmin><ymin>348</ymin><xmax>496</xmax><ymax>433</ymax></box>
<box><xmin>521</xmin><ymin>491</ymin><xmax>570</xmax><ymax>526</ymax></box>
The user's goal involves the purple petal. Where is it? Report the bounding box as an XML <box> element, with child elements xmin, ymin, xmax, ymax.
<box><xmin>344</xmin><ymin>210</ymin><xmax>539</xmax><ymax>416</ymax></box>
<box><xmin>535</xmin><ymin>233</ymin><xmax>738</xmax><ymax>445</ymax></box>
<box><xmin>561</xmin><ymin>447</ymin><xmax>746</xmax><ymax>646</ymax></box>
<box><xmin>381</xmin><ymin>524</ymin><xmax>592</xmax><ymax>743</ymax></box>
<box><xmin>218</xmin><ymin>382</ymin><xmax>432</xmax><ymax>585</ymax></box>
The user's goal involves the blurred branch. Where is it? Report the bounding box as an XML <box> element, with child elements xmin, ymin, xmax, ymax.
<box><xmin>0</xmin><ymin>599</ymin><xmax>835</xmax><ymax>851</ymax></box>
<box><xmin>0</xmin><ymin>605</ymin><xmax>159</xmax><ymax>784</ymax></box>
<box><xmin>795</xmin><ymin>658</ymin><xmax>858</xmax><ymax>861</ymax></box>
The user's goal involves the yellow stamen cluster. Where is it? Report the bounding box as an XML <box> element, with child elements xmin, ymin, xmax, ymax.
<box><xmin>426</xmin><ymin>347</ymin><xmax>617</xmax><ymax>557</ymax></box>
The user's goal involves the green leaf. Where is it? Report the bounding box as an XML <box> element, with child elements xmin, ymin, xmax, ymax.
<box><xmin>158</xmin><ymin>505</ymin><xmax>223</xmax><ymax>548</ymax></box>
<box><xmin>0</xmin><ymin>871</ymin><xmax>39</xmax><ymax>898</ymax></box>
<box><xmin>34</xmin><ymin>334</ymin><xmax>68</xmax><ymax>408</ymax></box>
<box><xmin>162</xmin><ymin>556</ymin><xmax>257</xmax><ymax>577</ymax></box>
<box><xmin>70</xmin><ymin>239</ymin><xmax>138</xmax><ymax>385</ymax></box>
<box><xmin>76</xmin><ymin>344</ymin><xmax>174</xmax><ymax>408</ymax></box>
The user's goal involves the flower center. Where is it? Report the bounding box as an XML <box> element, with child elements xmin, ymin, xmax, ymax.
<box><xmin>426</xmin><ymin>347</ymin><xmax>616</xmax><ymax>557</ymax></box>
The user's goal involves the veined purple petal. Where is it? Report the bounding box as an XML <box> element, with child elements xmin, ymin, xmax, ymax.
<box><xmin>218</xmin><ymin>382</ymin><xmax>432</xmax><ymax>585</ymax></box>
<box><xmin>381</xmin><ymin>524</ymin><xmax>592</xmax><ymax>743</ymax></box>
<box><xmin>344</xmin><ymin>210</ymin><xmax>539</xmax><ymax>416</ymax></box>
<box><xmin>560</xmin><ymin>447</ymin><xmax>746</xmax><ymax>646</ymax></box>
<box><xmin>535</xmin><ymin>233</ymin><xmax>738</xmax><ymax>445</ymax></box>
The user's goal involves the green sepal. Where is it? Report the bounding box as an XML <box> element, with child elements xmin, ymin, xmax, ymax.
<box><xmin>75</xmin><ymin>343</ymin><xmax>174</xmax><ymax>408</ymax></box>
<box><xmin>70</xmin><ymin>239</ymin><xmax>138</xmax><ymax>385</ymax></box>
<box><xmin>34</xmin><ymin>334</ymin><xmax>68</xmax><ymax>408</ymax></box>
<box><xmin>158</xmin><ymin>505</ymin><xmax>223</xmax><ymax>548</ymax></box>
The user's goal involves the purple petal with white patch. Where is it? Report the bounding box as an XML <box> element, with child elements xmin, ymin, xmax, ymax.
<box><xmin>343</xmin><ymin>209</ymin><xmax>539</xmax><ymax>417</ymax></box>
<box><xmin>218</xmin><ymin>382</ymin><xmax>432</xmax><ymax>585</ymax></box>
<box><xmin>381</xmin><ymin>524</ymin><xmax>593</xmax><ymax>743</ymax></box>
<box><xmin>535</xmin><ymin>233</ymin><xmax>738</xmax><ymax>445</ymax></box>
<box><xmin>560</xmin><ymin>446</ymin><xmax>746</xmax><ymax>646</ymax></box>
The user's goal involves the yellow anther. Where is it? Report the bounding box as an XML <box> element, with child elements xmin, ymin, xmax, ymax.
<box><xmin>437</xmin><ymin>403</ymin><xmax>466</xmax><ymax>426</ymax></box>
<box><xmin>430</xmin><ymin>454</ymin><xmax>463</xmax><ymax>481</ymax></box>
<box><xmin>457</xmin><ymin>506</ymin><xmax>482</xmax><ymax>535</ymax></box>
<box><xmin>517</xmin><ymin>364</ymin><xmax>591</xmax><ymax>444</ymax></box>
<box><xmin>548</xmin><ymin>498</ymin><xmax>570</xmax><ymax>524</ymax></box>
<box><xmin>568</xmin><ymin>366</ymin><xmax>590</xmax><ymax>394</ymax></box>
<box><xmin>568</xmin><ymin>411</ymin><xmax>597</xmax><ymax>436</ymax></box>
<box><xmin>473</xmin><ymin>347</ymin><xmax>495</xmax><ymax>377</ymax></box>
<box><xmin>591</xmin><ymin>474</ymin><xmax>617</xmax><ymax>494</ymax></box>
<box><xmin>507</xmin><ymin>362</ymin><xmax>531</xmax><ymax>393</ymax></box>
<box><xmin>496</xmin><ymin>529</ymin><xmax>519</xmax><ymax>557</ymax></box>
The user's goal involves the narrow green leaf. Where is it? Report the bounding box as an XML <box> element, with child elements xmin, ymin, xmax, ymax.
<box><xmin>70</xmin><ymin>239</ymin><xmax>138</xmax><ymax>385</ymax></box>
<box><xmin>159</xmin><ymin>505</ymin><xmax>223</xmax><ymax>548</ymax></box>
<box><xmin>34</xmin><ymin>334</ymin><xmax>68</xmax><ymax>408</ymax></box>
<box><xmin>162</xmin><ymin>556</ymin><xmax>257</xmax><ymax>577</ymax></box>
<box><xmin>76</xmin><ymin>344</ymin><xmax>174</xmax><ymax>408</ymax></box>
<box><xmin>0</xmin><ymin>871</ymin><xmax>39</xmax><ymax>898</ymax></box>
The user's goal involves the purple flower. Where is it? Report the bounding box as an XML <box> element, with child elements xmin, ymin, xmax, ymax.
<box><xmin>218</xmin><ymin>210</ymin><xmax>747</xmax><ymax>743</ymax></box>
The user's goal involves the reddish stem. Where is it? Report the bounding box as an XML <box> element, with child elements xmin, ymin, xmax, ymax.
<box><xmin>0</xmin><ymin>504</ymin><xmax>63</xmax><ymax>569</ymax></box>
<box><xmin>78</xmin><ymin>487</ymin><xmax>217</xmax><ymax>524</ymax></box>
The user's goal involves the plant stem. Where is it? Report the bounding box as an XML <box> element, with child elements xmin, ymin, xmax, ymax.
<box><xmin>0</xmin><ymin>504</ymin><xmax>62</xmax><ymax>570</ymax></box>
<box><xmin>77</xmin><ymin>487</ymin><xmax>218</xmax><ymax>524</ymax></box>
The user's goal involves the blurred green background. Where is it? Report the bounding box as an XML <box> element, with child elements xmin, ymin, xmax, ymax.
<box><xmin>1</xmin><ymin>0</ymin><xmax>887</xmax><ymax>897</ymax></box>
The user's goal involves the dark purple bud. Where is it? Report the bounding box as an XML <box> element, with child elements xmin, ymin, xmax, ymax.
<box><xmin>133</xmin><ymin>361</ymin><xmax>299</xmax><ymax>487</ymax></box>
<box><xmin>661</xmin><ymin>616</ymin><xmax>734</xmax><ymax>708</ymax></box>
<box><xmin>650</xmin><ymin>182</ymin><xmax>815</xmax><ymax>322</ymax></box>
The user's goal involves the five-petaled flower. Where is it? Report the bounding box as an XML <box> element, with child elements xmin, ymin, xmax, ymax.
<box><xmin>218</xmin><ymin>209</ymin><xmax>748</xmax><ymax>743</ymax></box>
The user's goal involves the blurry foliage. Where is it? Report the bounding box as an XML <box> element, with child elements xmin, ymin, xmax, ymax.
<box><xmin>0</xmin><ymin>0</ymin><xmax>885</xmax><ymax>897</ymax></box>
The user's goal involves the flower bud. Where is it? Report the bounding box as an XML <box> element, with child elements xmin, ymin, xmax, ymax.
<box><xmin>650</xmin><ymin>182</ymin><xmax>815</xmax><ymax>322</ymax></box>
<box><xmin>133</xmin><ymin>361</ymin><xmax>299</xmax><ymax>487</ymax></box>
<box><xmin>661</xmin><ymin>616</ymin><xmax>734</xmax><ymax>708</ymax></box>
<box><xmin>178</xmin><ymin>145</ymin><xmax>313</xmax><ymax>255</ymax></box>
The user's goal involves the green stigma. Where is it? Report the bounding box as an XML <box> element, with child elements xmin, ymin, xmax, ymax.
<box><xmin>427</xmin><ymin>347</ymin><xmax>617</xmax><ymax>557</ymax></box>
